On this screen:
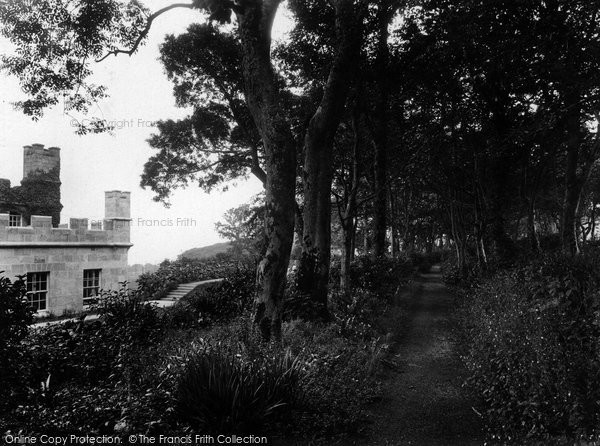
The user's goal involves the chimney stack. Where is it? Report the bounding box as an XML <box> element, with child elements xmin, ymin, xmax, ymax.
<box><xmin>104</xmin><ymin>191</ymin><xmax>131</xmax><ymax>243</ymax></box>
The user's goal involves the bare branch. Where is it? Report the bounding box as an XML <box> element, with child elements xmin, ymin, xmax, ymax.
<box><xmin>95</xmin><ymin>3</ymin><xmax>195</xmax><ymax>62</ymax></box>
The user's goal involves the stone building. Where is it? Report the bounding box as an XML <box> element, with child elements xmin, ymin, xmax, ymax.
<box><xmin>0</xmin><ymin>144</ymin><xmax>132</xmax><ymax>316</ymax></box>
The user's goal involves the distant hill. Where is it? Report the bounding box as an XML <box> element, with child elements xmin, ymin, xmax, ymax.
<box><xmin>178</xmin><ymin>242</ymin><xmax>232</xmax><ymax>260</ymax></box>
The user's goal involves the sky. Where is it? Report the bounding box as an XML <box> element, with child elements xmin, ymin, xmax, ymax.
<box><xmin>0</xmin><ymin>2</ymin><xmax>291</xmax><ymax>265</ymax></box>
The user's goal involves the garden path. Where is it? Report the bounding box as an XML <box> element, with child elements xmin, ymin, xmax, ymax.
<box><xmin>353</xmin><ymin>269</ymin><xmax>485</xmax><ymax>445</ymax></box>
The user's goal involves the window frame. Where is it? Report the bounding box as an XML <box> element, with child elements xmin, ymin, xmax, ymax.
<box><xmin>8</xmin><ymin>214</ymin><xmax>22</xmax><ymax>227</ymax></box>
<box><xmin>82</xmin><ymin>269</ymin><xmax>102</xmax><ymax>307</ymax></box>
<box><xmin>26</xmin><ymin>271</ymin><xmax>49</xmax><ymax>312</ymax></box>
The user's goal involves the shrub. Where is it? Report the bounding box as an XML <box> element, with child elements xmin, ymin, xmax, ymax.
<box><xmin>3</xmin><ymin>287</ymin><xmax>173</xmax><ymax>435</ymax></box>
<box><xmin>461</xmin><ymin>252</ymin><xmax>600</xmax><ymax>443</ymax></box>
<box><xmin>0</xmin><ymin>274</ymin><xmax>33</xmax><ymax>414</ymax></box>
<box><xmin>330</xmin><ymin>288</ymin><xmax>389</xmax><ymax>341</ymax></box>
<box><xmin>21</xmin><ymin>287</ymin><xmax>163</xmax><ymax>392</ymax></box>
<box><xmin>8</xmin><ymin>384</ymin><xmax>123</xmax><ymax>435</ymax></box>
<box><xmin>137</xmin><ymin>257</ymin><xmax>254</xmax><ymax>300</ymax></box>
<box><xmin>23</xmin><ymin>317</ymin><xmax>139</xmax><ymax>391</ymax></box>
<box><xmin>441</xmin><ymin>262</ymin><xmax>461</xmax><ymax>286</ymax></box>
<box><xmin>176</xmin><ymin>344</ymin><xmax>303</xmax><ymax>434</ymax></box>
<box><xmin>172</xmin><ymin>314</ymin><xmax>386</xmax><ymax>439</ymax></box>
<box><xmin>160</xmin><ymin>299</ymin><xmax>198</xmax><ymax>328</ymax></box>
<box><xmin>281</xmin><ymin>319</ymin><xmax>385</xmax><ymax>438</ymax></box>
<box><xmin>347</xmin><ymin>256</ymin><xmax>413</xmax><ymax>295</ymax></box>
<box><xmin>283</xmin><ymin>284</ymin><xmax>329</xmax><ymax>322</ymax></box>
<box><xmin>171</xmin><ymin>266</ymin><xmax>255</xmax><ymax>328</ymax></box>
<box><xmin>114</xmin><ymin>329</ymin><xmax>206</xmax><ymax>435</ymax></box>
<box><xmin>0</xmin><ymin>275</ymin><xmax>32</xmax><ymax>346</ymax></box>
<box><xmin>440</xmin><ymin>254</ymin><xmax>483</xmax><ymax>288</ymax></box>
<box><xmin>2</xmin><ymin>253</ymin><xmax>402</xmax><ymax>439</ymax></box>
<box><xmin>95</xmin><ymin>284</ymin><xmax>163</xmax><ymax>344</ymax></box>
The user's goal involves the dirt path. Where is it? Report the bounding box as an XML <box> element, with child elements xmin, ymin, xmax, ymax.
<box><xmin>353</xmin><ymin>270</ymin><xmax>484</xmax><ymax>446</ymax></box>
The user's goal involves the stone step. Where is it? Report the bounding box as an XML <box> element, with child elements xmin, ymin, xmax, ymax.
<box><xmin>161</xmin><ymin>278</ymin><xmax>224</xmax><ymax>302</ymax></box>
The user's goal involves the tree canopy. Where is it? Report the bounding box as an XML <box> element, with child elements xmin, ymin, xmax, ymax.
<box><xmin>3</xmin><ymin>0</ymin><xmax>600</xmax><ymax>337</ymax></box>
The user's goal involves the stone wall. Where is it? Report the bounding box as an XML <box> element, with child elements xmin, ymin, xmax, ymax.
<box><xmin>23</xmin><ymin>144</ymin><xmax>61</xmax><ymax>179</ymax></box>
<box><xmin>105</xmin><ymin>191</ymin><xmax>131</xmax><ymax>219</ymax></box>
<box><xmin>0</xmin><ymin>245</ymin><xmax>129</xmax><ymax>315</ymax></box>
<box><xmin>0</xmin><ymin>215</ymin><xmax>131</xmax><ymax>245</ymax></box>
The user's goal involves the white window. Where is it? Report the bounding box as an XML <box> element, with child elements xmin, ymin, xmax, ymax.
<box><xmin>83</xmin><ymin>269</ymin><xmax>101</xmax><ymax>306</ymax></box>
<box><xmin>9</xmin><ymin>214</ymin><xmax>22</xmax><ymax>227</ymax></box>
<box><xmin>27</xmin><ymin>272</ymin><xmax>48</xmax><ymax>311</ymax></box>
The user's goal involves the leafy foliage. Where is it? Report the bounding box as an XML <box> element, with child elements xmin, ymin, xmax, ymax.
<box><xmin>461</xmin><ymin>252</ymin><xmax>600</xmax><ymax>443</ymax></box>
<box><xmin>140</xmin><ymin>23</ymin><xmax>264</xmax><ymax>202</ymax></box>
<box><xmin>0</xmin><ymin>275</ymin><xmax>33</xmax><ymax>414</ymax></box>
<box><xmin>1</xmin><ymin>256</ymin><xmax>409</xmax><ymax>440</ymax></box>
<box><xmin>137</xmin><ymin>256</ymin><xmax>252</xmax><ymax>300</ymax></box>
<box><xmin>0</xmin><ymin>0</ymin><xmax>147</xmax><ymax>121</ymax></box>
<box><xmin>177</xmin><ymin>345</ymin><xmax>303</xmax><ymax>434</ymax></box>
<box><xmin>215</xmin><ymin>195</ymin><xmax>265</xmax><ymax>259</ymax></box>
<box><xmin>345</xmin><ymin>255</ymin><xmax>413</xmax><ymax>294</ymax></box>
<box><xmin>281</xmin><ymin>318</ymin><xmax>386</xmax><ymax>438</ymax></box>
<box><xmin>171</xmin><ymin>265</ymin><xmax>256</xmax><ymax>328</ymax></box>
<box><xmin>2</xmin><ymin>284</ymin><xmax>166</xmax><ymax>433</ymax></box>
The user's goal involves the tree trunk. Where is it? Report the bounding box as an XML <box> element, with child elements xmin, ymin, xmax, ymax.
<box><xmin>483</xmin><ymin>75</ymin><xmax>517</xmax><ymax>264</ymax></box>
<box><xmin>372</xmin><ymin>2</ymin><xmax>397</xmax><ymax>258</ymax></box>
<box><xmin>340</xmin><ymin>221</ymin><xmax>355</xmax><ymax>293</ymax></box>
<box><xmin>450</xmin><ymin>200</ymin><xmax>468</xmax><ymax>276</ymax></box>
<box><xmin>488</xmin><ymin>152</ymin><xmax>516</xmax><ymax>263</ymax></box>
<box><xmin>592</xmin><ymin>203</ymin><xmax>597</xmax><ymax>242</ymax></box>
<box><xmin>339</xmin><ymin>106</ymin><xmax>362</xmax><ymax>293</ymax></box>
<box><xmin>561</xmin><ymin>95</ymin><xmax>584</xmax><ymax>256</ymax></box>
<box><xmin>287</xmin><ymin>205</ymin><xmax>303</xmax><ymax>275</ymax></box>
<box><xmin>389</xmin><ymin>186</ymin><xmax>397</xmax><ymax>258</ymax></box>
<box><xmin>527</xmin><ymin>198</ymin><xmax>540</xmax><ymax>252</ymax></box>
<box><xmin>363</xmin><ymin>213</ymin><xmax>370</xmax><ymax>255</ymax></box>
<box><xmin>237</xmin><ymin>3</ymin><xmax>297</xmax><ymax>341</ymax></box>
<box><xmin>426</xmin><ymin>223</ymin><xmax>435</xmax><ymax>253</ymax></box>
<box><xmin>298</xmin><ymin>0</ymin><xmax>362</xmax><ymax>311</ymax></box>
<box><xmin>473</xmin><ymin>177</ymin><xmax>488</xmax><ymax>268</ymax></box>
<box><xmin>562</xmin><ymin>150</ymin><xmax>582</xmax><ymax>255</ymax></box>
<box><xmin>350</xmin><ymin>217</ymin><xmax>357</xmax><ymax>260</ymax></box>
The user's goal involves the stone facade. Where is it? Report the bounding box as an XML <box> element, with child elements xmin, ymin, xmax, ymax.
<box><xmin>0</xmin><ymin>145</ymin><xmax>132</xmax><ymax>316</ymax></box>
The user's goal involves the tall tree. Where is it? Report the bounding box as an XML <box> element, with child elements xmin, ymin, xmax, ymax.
<box><xmin>371</xmin><ymin>1</ymin><xmax>399</xmax><ymax>258</ymax></box>
<box><xmin>140</xmin><ymin>24</ymin><xmax>266</xmax><ymax>204</ymax></box>
<box><xmin>277</xmin><ymin>0</ymin><xmax>366</xmax><ymax>311</ymax></box>
<box><xmin>1</xmin><ymin>0</ymin><xmax>376</xmax><ymax>337</ymax></box>
<box><xmin>0</xmin><ymin>0</ymin><xmax>297</xmax><ymax>340</ymax></box>
<box><xmin>215</xmin><ymin>195</ymin><xmax>265</xmax><ymax>259</ymax></box>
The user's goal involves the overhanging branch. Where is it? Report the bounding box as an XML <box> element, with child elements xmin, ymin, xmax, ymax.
<box><xmin>96</xmin><ymin>3</ymin><xmax>196</xmax><ymax>62</ymax></box>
